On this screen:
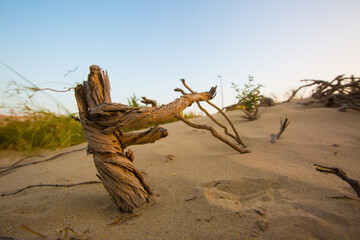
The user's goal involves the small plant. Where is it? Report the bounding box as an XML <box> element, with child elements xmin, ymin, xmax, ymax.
<box><xmin>231</xmin><ymin>75</ymin><xmax>264</xmax><ymax>120</ymax></box>
<box><xmin>127</xmin><ymin>93</ymin><xmax>145</xmax><ymax>108</ymax></box>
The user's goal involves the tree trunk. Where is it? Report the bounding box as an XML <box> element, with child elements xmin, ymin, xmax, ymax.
<box><xmin>74</xmin><ymin>65</ymin><xmax>216</xmax><ymax>212</ymax></box>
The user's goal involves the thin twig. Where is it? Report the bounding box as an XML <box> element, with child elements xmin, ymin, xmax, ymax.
<box><xmin>179</xmin><ymin>79</ymin><xmax>246</xmax><ymax>147</ymax></box>
<box><xmin>0</xmin><ymin>236</ymin><xmax>18</xmax><ymax>240</ymax></box>
<box><xmin>1</xmin><ymin>181</ymin><xmax>101</xmax><ymax>197</ymax></box>
<box><xmin>21</xmin><ymin>225</ymin><xmax>46</xmax><ymax>238</ymax></box>
<box><xmin>26</xmin><ymin>86</ymin><xmax>75</xmax><ymax>93</ymax></box>
<box><xmin>174</xmin><ymin>88</ymin><xmax>187</xmax><ymax>95</ymax></box>
<box><xmin>328</xmin><ymin>196</ymin><xmax>360</xmax><ymax>202</ymax></box>
<box><xmin>141</xmin><ymin>96</ymin><xmax>157</xmax><ymax>107</ymax></box>
<box><xmin>106</xmin><ymin>212</ymin><xmax>142</xmax><ymax>227</ymax></box>
<box><xmin>270</xmin><ymin>118</ymin><xmax>290</xmax><ymax>144</ymax></box>
<box><xmin>175</xmin><ymin>114</ymin><xmax>249</xmax><ymax>153</ymax></box>
<box><xmin>207</xmin><ymin>100</ymin><xmax>246</xmax><ymax>147</ymax></box>
<box><xmin>185</xmin><ymin>196</ymin><xmax>197</xmax><ymax>202</ymax></box>
<box><xmin>0</xmin><ymin>153</ymin><xmax>45</xmax><ymax>169</ymax></box>
<box><xmin>0</xmin><ymin>147</ymin><xmax>86</xmax><ymax>176</ymax></box>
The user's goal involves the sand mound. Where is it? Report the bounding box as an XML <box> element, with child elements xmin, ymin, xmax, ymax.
<box><xmin>1</xmin><ymin>101</ymin><xmax>360</xmax><ymax>239</ymax></box>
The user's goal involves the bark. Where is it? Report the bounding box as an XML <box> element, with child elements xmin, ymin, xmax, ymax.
<box><xmin>74</xmin><ymin>65</ymin><xmax>216</xmax><ymax>212</ymax></box>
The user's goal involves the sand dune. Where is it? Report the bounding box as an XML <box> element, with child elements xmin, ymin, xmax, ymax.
<box><xmin>1</xmin><ymin>100</ymin><xmax>360</xmax><ymax>239</ymax></box>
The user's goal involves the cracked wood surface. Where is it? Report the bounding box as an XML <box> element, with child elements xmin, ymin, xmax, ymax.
<box><xmin>75</xmin><ymin>65</ymin><xmax>215</xmax><ymax>212</ymax></box>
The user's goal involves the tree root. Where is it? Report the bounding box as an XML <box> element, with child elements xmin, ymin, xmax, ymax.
<box><xmin>1</xmin><ymin>181</ymin><xmax>101</xmax><ymax>197</ymax></box>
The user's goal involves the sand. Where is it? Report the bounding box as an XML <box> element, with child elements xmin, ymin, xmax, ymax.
<box><xmin>1</xmin><ymin>100</ymin><xmax>360</xmax><ymax>240</ymax></box>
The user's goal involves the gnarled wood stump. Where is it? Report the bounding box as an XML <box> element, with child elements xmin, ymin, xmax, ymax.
<box><xmin>74</xmin><ymin>65</ymin><xmax>216</xmax><ymax>212</ymax></box>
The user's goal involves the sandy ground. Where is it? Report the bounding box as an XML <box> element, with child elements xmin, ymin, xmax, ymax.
<box><xmin>0</xmin><ymin>100</ymin><xmax>359</xmax><ymax>240</ymax></box>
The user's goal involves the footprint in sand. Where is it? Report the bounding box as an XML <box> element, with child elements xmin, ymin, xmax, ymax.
<box><xmin>198</xmin><ymin>177</ymin><xmax>359</xmax><ymax>239</ymax></box>
<box><xmin>202</xmin><ymin>187</ymin><xmax>242</xmax><ymax>212</ymax></box>
<box><xmin>199</xmin><ymin>179</ymin><xmax>281</xmax><ymax>212</ymax></box>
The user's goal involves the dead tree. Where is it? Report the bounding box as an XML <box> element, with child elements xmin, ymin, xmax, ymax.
<box><xmin>286</xmin><ymin>75</ymin><xmax>360</xmax><ymax>111</ymax></box>
<box><xmin>74</xmin><ymin>65</ymin><xmax>216</xmax><ymax>212</ymax></box>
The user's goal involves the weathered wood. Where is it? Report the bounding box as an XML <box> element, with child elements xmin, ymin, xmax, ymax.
<box><xmin>120</xmin><ymin>125</ymin><xmax>168</xmax><ymax>148</ymax></box>
<box><xmin>140</xmin><ymin>96</ymin><xmax>157</xmax><ymax>107</ymax></box>
<box><xmin>178</xmin><ymin>79</ymin><xmax>246</xmax><ymax>148</ymax></box>
<box><xmin>75</xmin><ymin>65</ymin><xmax>217</xmax><ymax>212</ymax></box>
<box><xmin>270</xmin><ymin>118</ymin><xmax>290</xmax><ymax>144</ymax></box>
<box><xmin>286</xmin><ymin>75</ymin><xmax>360</xmax><ymax>112</ymax></box>
<box><xmin>314</xmin><ymin>164</ymin><xmax>360</xmax><ymax>197</ymax></box>
<box><xmin>175</xmin><ymin>114</ymin><xmax>249</xmax><ymax>153</ymax></box>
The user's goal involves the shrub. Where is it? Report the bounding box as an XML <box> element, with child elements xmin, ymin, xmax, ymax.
<box><xmin>231</xmin><ymin>75</ymin><xmax>264</xmax><ymax>112</ymax></box>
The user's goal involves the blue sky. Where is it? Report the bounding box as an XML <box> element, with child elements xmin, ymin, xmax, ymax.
<box><xmin>1</xmin><ymin>0</ymin><xmax>360</xmax><ymax>114</ymax></box>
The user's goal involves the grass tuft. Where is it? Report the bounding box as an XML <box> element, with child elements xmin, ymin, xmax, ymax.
<box><xmin>0</xmin><ymin>111</ymin><xmax>84</xmax><ymax>153</ymax></box>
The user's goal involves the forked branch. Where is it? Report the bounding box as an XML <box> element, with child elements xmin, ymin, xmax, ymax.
<box><xmin>178</xmin><ymin>79</ymin><xmax>246</xmax><ymax>148</ymax></box>
<box><xmin>270</xmin><ymin>118</ymin><xmax>290</xmax><ymax>144</ymax></box>
<box><xmin>175</xmin><ymin>114</ymin><xmax>249</xmax><ymax>153</ymax></box>
<box><xmin>141</xmin><ymin>96</ymin><xmax>157</xmax><ymax>107</ymax></box>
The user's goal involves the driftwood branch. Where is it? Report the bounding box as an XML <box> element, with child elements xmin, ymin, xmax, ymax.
<box><xmin>175</xmin><ymin>114</ymin><xmax>249</xmax><ymax>153</ymax></box>
<box><xmin>270</xmin><ymin>118</ymin><xmax>290</xmax><ymax>144</ymax></box>
<box><xmin>286</xmin><ymin>75</ymin><xmax>360</xmax><ymax>111</ymax></box>
<box><xmin>21</xmin><ymin>225</ymin><xmax>47</xmax><ymax>239</ymax></box>
<box><xmin>89</xmin><ymin>87</ymin><xmax>216</xmax><ymax>133</ymax></box>
<box><xmin>27</xmin><ymin>86</ymin><xmax>75</xmax><ymax>93</ymax></box>
<box><xmin>140</xmin><ymin>96</ymin><xmax>157</xmax><ymax>107</ymax></box>
<box><xmin>174</xmin><ymin>88</ymin><xmax>187</xmax><ymax>96</ymax></box>
<box><xmin>106</xmin><ymin>212</ymin><xmax>143</xmax><ymax>227</ymax></box>
<box><xmin>178</xmin><ymin>79</ymin><xmax>246</xmax><ymax>148</ymax></box>
<box><xmin>74</xmin><ymin>65</ymin><xmax>218</xmax><ymax>212</ymax></box>
<box><xmin>314</xmin><ymin>164</ymin><xmax>360</xmax><ymax>197</ymax></box>
<box><xmin>1</xmin><ymin>181</ymin><xmax>101</xmax><ymax>197</ymax></box>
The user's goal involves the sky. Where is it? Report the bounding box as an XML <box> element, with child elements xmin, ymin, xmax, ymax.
<box><xmin>1</xmin><ymin>0</ymin><xmax>360</xmax><ymax>115</ymax></box>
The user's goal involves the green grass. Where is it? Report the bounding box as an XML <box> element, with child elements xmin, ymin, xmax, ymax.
<box><xmin>0</xmin><ymin>111</ymin><xmax>84</xmax><ymax>153</ymax></box>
